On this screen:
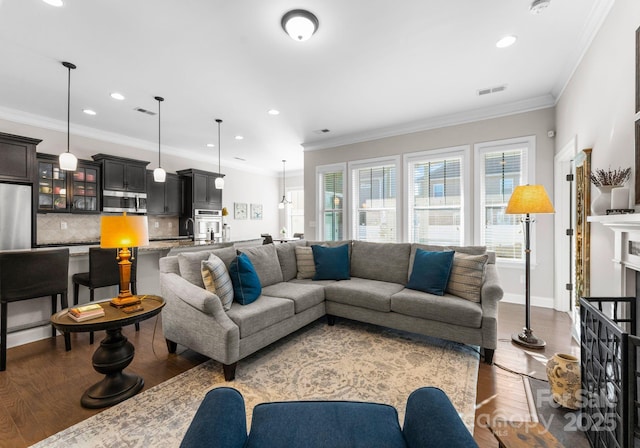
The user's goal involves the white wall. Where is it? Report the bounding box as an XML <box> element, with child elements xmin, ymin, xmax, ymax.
<box><xmin>0</xmin><ymin>117</ymin><xmax>282</xmax><ymax>241</ymax></box>
<box><xmin>304</xmin><ymin>107</ymin><xmax>557</xmax><ymax>307</ymax></box>
<box><xmin>556</xmin><ymin>0</ymin><xmax>640</xmax><ymax>296</ymax></box>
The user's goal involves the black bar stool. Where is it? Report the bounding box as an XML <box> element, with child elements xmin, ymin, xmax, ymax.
<box><xmin>72</xmin><ymin>247</ymin><xmax>139</xmax><ymax>344</ymax></box>
<box><xmin>261</xmin><ymin>234</ymin><xmax>273</xmax><ymax>245</ymax></box>
<box><xmin>0</xmin><ymin>248</ymin><xmax>71</xmax><ymax>371</ymax></box>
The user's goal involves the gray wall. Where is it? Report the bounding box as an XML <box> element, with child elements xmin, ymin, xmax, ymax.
<box><xmin>304</xmin><ymin>107</ymin><xmax>556</xmax><ymax>306</ymax></box>
<box><xmin>556</xmin><ymin>0</ymin><xmax>640</xmax><ymax>296</ymax></box>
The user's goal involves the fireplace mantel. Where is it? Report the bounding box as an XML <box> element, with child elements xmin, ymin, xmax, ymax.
<box><xmin>588</xmin><ymin>213</ymin><xmax>640</xmax><ymax>230</ymax></box>
<box><xmin>589</xmin><ymin>213</ymin><xmax>640</xmax><ymax>295</ymax></box>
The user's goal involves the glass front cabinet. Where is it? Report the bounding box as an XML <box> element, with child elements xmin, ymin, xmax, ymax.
<box><xmin>37</xmin><ymin>154</ymin><xmax>100</xmax><ymax>213</ymax></box>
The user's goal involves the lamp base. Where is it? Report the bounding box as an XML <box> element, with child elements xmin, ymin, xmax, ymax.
<box><xmin>110</xmin><ymin>295</ymin><xmax>141</xmax><ymax>308</ymax></box>
<box><xmin>511</xmin><ymin>328</ymin><xmax>546</xmax><ymax>349</ymax></box>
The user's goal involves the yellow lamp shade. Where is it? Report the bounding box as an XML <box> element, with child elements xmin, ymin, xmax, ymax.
<box><xmin>100</xmin><ymin>213</ymin><xmax>149</xmax><ymax>248</ymax></box>
<box><xmin>505</xmin><ymin>185</ymin><xmax>555</xmax><ymax>214</ymax></box>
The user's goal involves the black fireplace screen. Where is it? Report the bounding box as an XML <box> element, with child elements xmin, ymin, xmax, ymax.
<box><xmin>580</xmin><ymin>296</ymin><xmax>640</xmax><ymax>448</ymax></box>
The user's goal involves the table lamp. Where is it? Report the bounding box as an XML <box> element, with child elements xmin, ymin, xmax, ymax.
<box><xmin>100</xmin><ymin>212</ymin><xmax>149</xmax><ymax>307</ymax></box>
<box><xmin>505</xmin><ymin>184</ymin><xmax>554</xmax><ymax>348</ymax></box>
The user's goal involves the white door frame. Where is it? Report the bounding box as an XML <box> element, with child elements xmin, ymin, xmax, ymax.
<box><xmin>553</xmin><ymin>137</ymin><xmax>577</xmax><ymax>312</ymax></box>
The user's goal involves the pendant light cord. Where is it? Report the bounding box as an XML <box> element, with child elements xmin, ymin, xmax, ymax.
<box><xmin>67</xmin><ymin>65</ymin><xmax>70</xmax><ymax>152</ymax></box>
<box><xmin>155</xmin><ymin>96</ymin><xmax>164</xmax><ymax>167</ymax></box>
<box><xmin>62</xmin><ymin>62</ymin><xmax>76</xmax><ymax>153</ymax></box>
<box><xmin>216</xmin><ymin>119</ymin><xmax>222</xmax><ymax>174</ymax></box>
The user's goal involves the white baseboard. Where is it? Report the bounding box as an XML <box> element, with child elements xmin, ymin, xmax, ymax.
<box><xmin>501</xmin><ymin>293</ymin><xmax>555</xmax><ymax>309</ymax></box>
<box><xmin>7</xmin><ymin>325</ymin><xmax>56</xmax><ymax>349</ymax></box>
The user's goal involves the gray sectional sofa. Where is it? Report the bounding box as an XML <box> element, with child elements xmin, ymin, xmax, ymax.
<box><xmin>159</xmin><ymin>240</ymin><xmax>503</xmax><ymax>380</ymax></box>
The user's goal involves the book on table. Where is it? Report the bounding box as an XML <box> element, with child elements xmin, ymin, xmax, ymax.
<box><xmin>68</xmin><ymin>303</ymin><xmax>105</xmax><ymax>322</ymax></box>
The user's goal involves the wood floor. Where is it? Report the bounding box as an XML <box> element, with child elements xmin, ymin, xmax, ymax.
<box><xmin>0</xmin><ymin>302</ymin><xmax>577</xmax><ymax>448</ymax></box>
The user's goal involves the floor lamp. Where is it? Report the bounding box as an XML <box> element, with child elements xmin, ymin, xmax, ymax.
<box><xmin>505</xmin><ymin>184</ymin><xmax>555</xmax><ymax>349</ymax></box>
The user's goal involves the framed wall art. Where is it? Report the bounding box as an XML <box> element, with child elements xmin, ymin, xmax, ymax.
<box><xmin>234</xmin><ymin>202</ymin><xmax>247</xmax><ymax>220</ymax></box>
<box><xmin>250</xmin><ymin>203</ymin><xmax>263</xmax><ymax>220</ymax></box>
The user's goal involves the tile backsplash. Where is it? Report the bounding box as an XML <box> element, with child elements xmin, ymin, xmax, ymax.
<box><xmin>37</xmin><ymin>214</ymin><xmax>180</xmax><ymax>245</ymax></box>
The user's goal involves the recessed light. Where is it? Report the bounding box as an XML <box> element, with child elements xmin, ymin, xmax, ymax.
<box><xmin>496</xmin><ymin>35</ymin><xmax>517</xmax><ymax>48</ymax></box>
<box><xmin>83</xmin><ymin>109</ymin><xmax>97</xmax><ymax>116</ymax></box>
<box><xmin>235</xmin><ymin>135</ymin><xmax>244</xmax><ymax>140</ymax></box>
<box><xmin>43</xmin><ymin>0</ymin><xmax>63</xmax><ymax>7</ymax></box>
<box><xmin>268</xmin><ymin>109</ymin><xmax>280</xmax><ymax>115</ymax></box>
<box><xmin>206</xmin><ymin>143</ymin><xmax>215</xmax><ymax>148</ymax></box>
<box><xmin>110</xmin><ymin>92</ymin><xmax>125</xmax><ymax>100</ymax></box>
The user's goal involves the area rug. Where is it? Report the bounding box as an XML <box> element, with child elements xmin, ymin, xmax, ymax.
<box><xmin>32</xmin><ymin>319</ymin><xmax>479</xmax><ymax>448</ymax></box>
<box><xmin>526</xmin><ymin>378</ymin><xmax>589</xmax><ymax>447</ymax></box>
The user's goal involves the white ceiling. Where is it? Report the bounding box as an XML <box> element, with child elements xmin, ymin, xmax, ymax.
<box><xmin>0</xmin><ymin>0</ymin><xmax>612</xmax><ymax>174</ymax></box>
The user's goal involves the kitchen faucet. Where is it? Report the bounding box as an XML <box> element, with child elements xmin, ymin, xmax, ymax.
<box><xmin>185</xmin><ymin>217</ymin><xmax>195</xmax><ymax>239</ymax></box>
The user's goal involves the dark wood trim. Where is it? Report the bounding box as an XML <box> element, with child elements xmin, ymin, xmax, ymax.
<box><xmin>636</xmin><ymin>26</ymin><xmax>640</xmax><ymax>113</ymax></box>
<box><xmin>636</xmin><ymin>120</ymin><xmax>640</xmax><ymax>205</ymax></box>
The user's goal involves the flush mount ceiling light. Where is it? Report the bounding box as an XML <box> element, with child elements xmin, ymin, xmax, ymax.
<box><xmin>153</xmin><ymin>96</ymin><xmax>166</xmax><ymax>183</ymax></box>
<box><xmin>268</xmin><ymin>109</ymin><xmax>280</xmax><ymax>115</ymax></box>
<box><xmin>215</xmin><ymin>119</ymin><xmax>225</xmax><ymax>189</ymax></box>
<box><xmin>110</xmin><ymin>92</ymin><xmax>125</xmax><ymax>100</ymax></box>
<box><xmin>43</xmin><ymin>0</ymin><xmax>63</xmax><ymax>7</ymax></box>
<box><xmin>496</xmin><ymin>35</ymin><xmax>517</xmax><ymax>48</ymax></box>
<box><xmin>82</xmin><ymin>109</ymin><xmax>97</xmax><ymax>116</ymax></box>
<box><xmin>281</xmin><ymin>9</ymin><xmax>319</xmax><ymax>41</ymax></box>
<box><xmin>530</xmin><ymin>0</ymin><xmax>551</xmax><ymax>14</ymax></box>
<box><xmin>59</xmin><ymin>61</ymin><xmax>78</xmax><ymax>171</ymax></box>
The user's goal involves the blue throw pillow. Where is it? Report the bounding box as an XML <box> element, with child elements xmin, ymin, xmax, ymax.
<box><xmin>406</xmin><ymin>249</ymin><xmax>455</xmax><ymax>296</ymax></box>
<box><xmin>229</xmin><ymin>253</ymin><xmax>262</xmax><ymax>305</ymax></box>
<box><xmin>312</xmin><ymin>244</ymin><xmax>350</xmax><ymax>280</ymax></box>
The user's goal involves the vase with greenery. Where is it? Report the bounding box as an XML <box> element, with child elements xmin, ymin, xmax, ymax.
<box><xmin>590</xmin><ymin>167</ymin><xmax>631</xmax><ymax>215</ymax></box>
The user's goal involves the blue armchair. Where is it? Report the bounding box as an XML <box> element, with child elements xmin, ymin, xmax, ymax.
<box><xmin>180</xmin><ymin>387</ymin><xmax>478</xmax><ymax>448</ymax></box>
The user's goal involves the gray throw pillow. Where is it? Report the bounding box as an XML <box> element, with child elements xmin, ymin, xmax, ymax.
<box><xmin>295</xmin><ymin>246</ymin><xmax>316</xmax><ymax>279</ymax></box>
<box><xmin>201</xmin><ymin>254</ymin><xmax>234</xmax><ymax>311</ymax></box>
<box><xmin>446</xmin><ymin>252</ymin><xmax>489</xmax><ymax>302</ymax></box>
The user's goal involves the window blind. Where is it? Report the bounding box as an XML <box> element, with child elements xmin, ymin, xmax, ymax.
<box><xmin>408</xmin><ymin>156</ymin><xmax>463</xmax><ymax>245</ymax></box>
<box><xmin>480</xmin><ymin>148</ymin><xmax>527</xmax><ymax>260</ymax></box>
<box><xmin>353</xmin><ymin>164</ymin><xmax>396</xmax><ymax>242</ymax></box>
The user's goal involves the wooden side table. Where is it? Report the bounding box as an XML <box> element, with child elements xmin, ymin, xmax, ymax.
<box><xmin>489</xmin><ymin>421</ymin><xmax>565</xmax><ymax>448</ymax></box>
<box><xmin>51</xmin><ymin>295</ymin><xmax>165</xmax><ymax>409</ymax></box>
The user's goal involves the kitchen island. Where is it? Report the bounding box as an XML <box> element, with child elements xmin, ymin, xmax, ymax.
<box><xmin>3</xmin><ymin>237</ymin><xmax>262</xmax><ymax>350</ymax></box>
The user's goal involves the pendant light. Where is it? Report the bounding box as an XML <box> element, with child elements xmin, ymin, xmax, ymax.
<box><xmin>59</xmin><ymin>61</ymin><xmax>78</xmax><ymax>171</ymax></box>
<box><xmin>153</xmin><ymin>96</ymin><xmax>166</xmax><ymax>182</ymax></box>
<box><xmin>278</xmin><ymin>159</ymin><xmax>291</xmax><ymax>209</ymax></box>
<box><xmin>214</xmin><ymin>119</ymin><xmax>224</xmax><ymax>189</ymax></box>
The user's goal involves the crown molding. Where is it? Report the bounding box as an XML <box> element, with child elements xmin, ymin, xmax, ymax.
<box><xmin>551</xmin><ymin>0</ymin><xmax>616</xmax><ymax>100</ymax></box>
<box><xmin>302</xmin><ymin>94</ymin><xmax>556</xmax><ymax>152</ymax></box>
<box><xmin>0</xmin><ymin>105</ymin><xmax>276</xmax><ymax>176</ymax></box>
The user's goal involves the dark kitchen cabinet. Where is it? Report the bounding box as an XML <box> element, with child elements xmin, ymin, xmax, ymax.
<box><xmin>92</xmin><ymin>154</ymin><xmax>149</xmax><ymax>193</ymax></box>
<box><xmin>177</xmin><ymin>168</ymin><xmax>224</xmax><ymax>215</ymax></box>
<box><xmin>146</xmin><ymin>171</ymin><xmax>181</xmax><ymax>215</ymax></box>
<box><xmin>36</xmin><ymin>153</ymin><xmax>100</xmax><ymax>213</ymax></box>
<box><xmin>0</xmin><ymin>132</ymin><xmax>40</xmax><ymax>183</ymax></box>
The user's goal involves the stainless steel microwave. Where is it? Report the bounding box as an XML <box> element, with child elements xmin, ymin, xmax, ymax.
<box><xmin>102</xmin><ymin>190</ymin><xmax>147</xmax><ymax>214</ymax></box>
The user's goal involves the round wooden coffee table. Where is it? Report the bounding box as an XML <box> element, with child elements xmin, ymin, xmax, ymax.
<box><xmin>51</xmin><ymin>295</ymin><xmax>165</xmax><ymax>409</ymax></box>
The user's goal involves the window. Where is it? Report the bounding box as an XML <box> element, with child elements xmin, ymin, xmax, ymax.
<box><xmin>406</xmin><ymin>146</ymin><xmax>470</xmax><ymax>245</ymax></box>
<box><xmin>350</xmin><ymin>158</ymin><xmax>399</xmax><ymax>242</ymax></box>
<box><xmin>286</xmin><ymin>188</ymin><xmax>304</xmax><ymax>236</ymax></box>
<box><xmin>317</xmin><ymin>164</ymin><xmax>345</xmax><ymax>241</ymax></box>
<box><xmin>475</xmin><ymin>137</ymin><xmax>534</xmax><ymax>262</ymax></box>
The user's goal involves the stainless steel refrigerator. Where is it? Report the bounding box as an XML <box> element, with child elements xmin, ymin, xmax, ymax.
<box><xmin>0</xmin><ymin>183</ymin><xmax>32</xmax><ymax>250</ymax></box>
